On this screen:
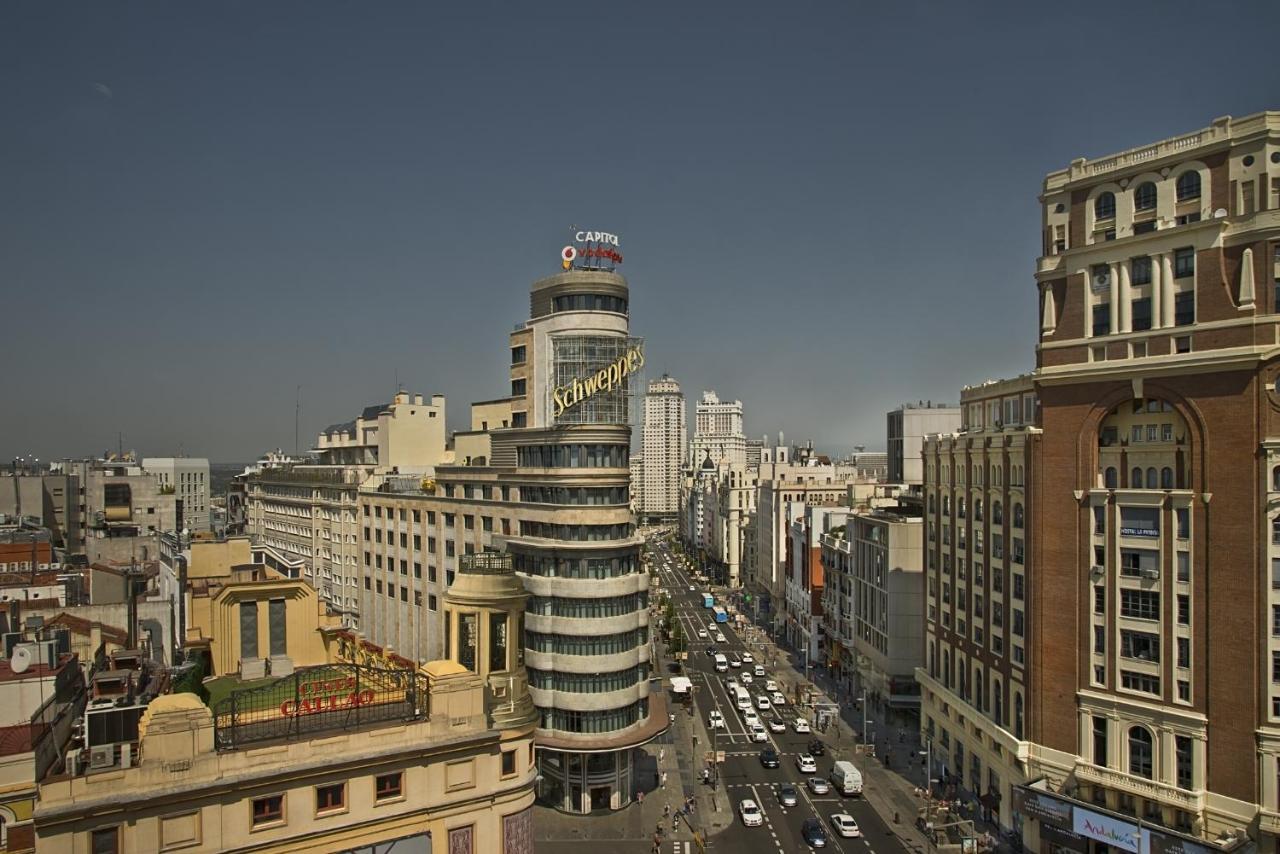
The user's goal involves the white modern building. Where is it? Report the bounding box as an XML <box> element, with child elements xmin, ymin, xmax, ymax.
<box><xmin>886</xmin><ymin>403</ymin><xmax>960</xmax><ymax>485</ymax></box>
<box><xmin>690</xmin><ymin>390</ymin><xmax>746</xmax><ymax>468</ymax></box>
<box><xmin>143</xmin><ymin>457</ymin><xmax>211</xmax><ymax>532</ymax></box>
<box><xmin>639</xmin><ymin>374</ymin><xmax>686</xmax><ymax>522</ymax></box>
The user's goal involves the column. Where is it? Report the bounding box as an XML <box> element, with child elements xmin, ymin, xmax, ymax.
<box><xmin>1109</xmin><ymin>262</ymin><xmax>1120</xmax><ymax>334</ymax></box>
<box><xmin>1151</xmin><ymin>254</ymin><xmax>1163</xmax><ymax>329</ymax></box>
<box><xmin>1118</xmin><ymin>261</ymin><xmax>1132</xmax><ymax>333</ymax></box>
<box><xmin>1160</xmin><ymin>253</ymin><xmax>1176</xmax><ymax>327</ymax></box>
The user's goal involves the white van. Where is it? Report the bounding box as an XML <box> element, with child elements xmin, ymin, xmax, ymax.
<box><xmin>714</xmin><ymin>654</ymin><xmax>729</xmax><ymax>673</ymax></box>
<box><xmin>734</xmin><ymin>686</ymin><xmax>752</xmax><ymax>711</ymax></box>
<box><xmin>830</xmin><ymin>760</ymin><xmax>864</xmax><ymax>796</ymax></box>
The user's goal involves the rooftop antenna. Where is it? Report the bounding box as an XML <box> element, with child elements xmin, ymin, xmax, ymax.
<box><xmin>295</xmin><ymin>386</ymin><xmax>301</xmax><ymax>458</ymax></box>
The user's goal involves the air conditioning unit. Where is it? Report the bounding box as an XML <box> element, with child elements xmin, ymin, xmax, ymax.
<box><xmin>65</xmin><ymin>748</ymin><xmax>81</xmax><ymax>775</ymax></box>
<box><xmin>1090</xmin><ymin>565</ymin><xmax>1105</xmax><ymax>578</ymax></box>
<box><xmin>89</xmin><ymin>746</ymin><xmax>115</xmax><ymax>769</ymax></box>
<box><xmin>1141</xmin><ymin>568</ymin><xmax>1160</xmax><ymax>580</ymax></box>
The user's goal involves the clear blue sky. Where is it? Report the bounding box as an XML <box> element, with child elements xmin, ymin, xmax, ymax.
<box><xmin>2</xmin><ymin>1</ymin><xmax>1277</xmax><ymax>462</ymax></box>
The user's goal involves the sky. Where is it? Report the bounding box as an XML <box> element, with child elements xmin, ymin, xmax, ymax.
<box><xmin>2</xmin><ymin>1</ymin><xmax>1278</xmax><ymax>463</ymax></box>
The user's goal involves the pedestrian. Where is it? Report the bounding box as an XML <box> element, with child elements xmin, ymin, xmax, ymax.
<box><xmin>659</xmin><ymin>748</ymin><xmax>665</xmax><ymax>763</ymax></box>
<box><xmin>661</xmin><ymin>771</ymin><xmax>668</xmax><ymax>788</ymax></box>
<box><xmin>664</xmin><ymin>804</ymin><xmax>670</xmax><ymax>818</ymax></box>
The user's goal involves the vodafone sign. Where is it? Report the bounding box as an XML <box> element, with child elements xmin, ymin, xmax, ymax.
<box><xmin>561</xmin><ymin>228</ymin><xmax>623</xmax><ymax>270</ymax></box>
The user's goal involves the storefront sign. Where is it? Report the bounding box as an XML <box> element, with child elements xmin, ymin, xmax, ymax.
<box><xmin>1073</xmin><ymin>808</ymin><xmax>1139</xmax><ymax>852</ymax></box>
<box><xmin>1120</xmin><ymin>525</ymin><xmax>1159</xmax><ymax>538</ymax></box>
<box><xmin>1013</xmin><ymin>788</ymin><xmax>1074</xmax><ymax>828</ymax></box>
<box><xmin>551</xmin><ymin>344</ymin><xmax>644</xmax><ymax>417</ymax></box>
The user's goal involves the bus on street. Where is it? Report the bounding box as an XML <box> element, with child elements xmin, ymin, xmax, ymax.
<box><xmin>702</xmin><ymin>593</ymin><xmax>715</xmax><ymax>608</ymax></box>
<box><xmin>712</xmin><ymin>606</ymin><xmax>728</xmax><ymax>623</ymax></box>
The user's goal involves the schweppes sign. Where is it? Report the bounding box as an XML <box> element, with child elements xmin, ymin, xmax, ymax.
<box><xmin>552</xmin><ymin>344</ymin><xmax>644</xmax><ymax>418</ymax></box>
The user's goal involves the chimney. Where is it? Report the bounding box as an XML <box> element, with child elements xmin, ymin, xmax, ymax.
<box><xmin>414</xmin><ymin>394</ymin><xmax>424</xmax><ymax>405</ymax></box>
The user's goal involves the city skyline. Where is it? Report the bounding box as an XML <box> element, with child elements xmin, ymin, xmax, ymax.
<box><xmin>3</xmin><ymin>1</ymin><xmax>1278</xmax><ymax>463</ymax></box>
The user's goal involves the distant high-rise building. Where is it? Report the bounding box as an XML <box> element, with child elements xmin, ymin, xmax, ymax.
<box><xmin>886</xmin><ymin>402</ymin><xmax>960</xmax><ymax>485</ymax></box>
<box><xmin>639</xmin><ymin>374</ymin><xmax>685</xmax><ymax>521</ymax></box>
<box><xmin>143</xmin><ymin>457</ymin><xmax>211</xmax><ymax>532</ymax></box>
<box><xmin>691</xmin><ymin>390</ymin><xmax>746</xmax><ymax>468</ymax></box>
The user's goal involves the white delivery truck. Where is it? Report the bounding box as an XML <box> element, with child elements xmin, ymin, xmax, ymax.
<box><xmin>830</xmin><ymin>760</ymin><xmax>864</xmax><ymax>796</ymax></box>
<box><xmin>714</xmin><ymin>653</ymin><xmax>729</xmax><ymax>673</ymax></box>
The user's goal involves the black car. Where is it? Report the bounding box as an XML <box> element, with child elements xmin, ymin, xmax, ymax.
<box><xmin>802</xmin><ymin>818</ymin><xmax>828</xmax><ymax>847</ymax></box>
<box><xmin>706</xmin><ymin>645</ymin><xmax>718</xmax><ymax>657</ymax></box>
<box><xmin>759</xmin><ymin>747</ymin><xmax>780</xmax><ymax>768</ymax></box>
<box><xmin>808</xmin><ymin>738</ymin><xmax>826</xmax><ymax>757</ymax></box>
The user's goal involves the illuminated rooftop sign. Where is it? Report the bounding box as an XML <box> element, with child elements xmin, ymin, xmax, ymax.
<box><xmin>561</xmin><ymin>227</ymin><xmax>623</xmax><ymax>271</ymax></box>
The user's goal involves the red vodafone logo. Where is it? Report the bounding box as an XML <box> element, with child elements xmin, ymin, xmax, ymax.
<box><xmin>561</xmin><ymin>246</ymin><xmax>577</xmax><ymax>270</ymax></box>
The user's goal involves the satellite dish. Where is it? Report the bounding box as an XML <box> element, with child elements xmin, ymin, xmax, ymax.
<box><xmin>11</xmin><ymin>645</ymin><xmax>32</xmax><ymax>674</ymax></box>
<box><xmin>1092</xmin><ymin>269</ymin><xmax>1111</xmax><ymax>290</ymax></box>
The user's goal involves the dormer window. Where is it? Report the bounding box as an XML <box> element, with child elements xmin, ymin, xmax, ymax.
<box><xmin>1175</xmin><ymin>171</ymin><xmax>1201</xmax><ymax>202</ymax></box>
<box><xmin>1095</xmin><ymin>192</ymin><xmax>1116</xmax><ymax>220</ymax></box>
<box><xmin>1134</xmin><ymin>182</ymin><xmax>1157</xmax><ymax>212</ymax></box>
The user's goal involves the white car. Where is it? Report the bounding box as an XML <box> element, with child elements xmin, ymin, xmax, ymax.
<box><xmin>793</xmin><ymin>717</ymin><xmax>811</xmax><ymax>734</ymax></box>
<box><xmin>770</xmin><ymin>691</ymin><xmax>786</xmax><ymax>707</ymax></box>
<box><xmin>741</xmin><ymin>653</ymin><xmax>754</xmax><ymax>664</ymax></box>
<box><xmin>697</xmin><ymin>629</ymin><xmax>708</xmax><ymax>640</ymax></box>
<box><xmin>739</xmin><ymin>799</ymin><xmax>763</xmax><ymax>827</ymax></box>
<box><xmin>753</xmin><ymin>665</ymin><xmax>765</xmax><ymax>677</ymax></box>
<box><xmin>764</xmin><ymin>680</ymin><xmax>779</xmax><ymax>692</ymax></box>
<box><xmin>715</xmin><ymin>632</ymin><xmax>726</xmax><ymax>643</ymax></box>
<box><xmin>741</xmin><ymin>672</ymin><xmax>753</xmax><ymax>684</ymax></box>
<box><xmin>830</xmin><ymin>813</ymin><xmax>862</xmax><ymax>838</ymax></box>
<box><xmin>708</xmin><ymin>710</ymin><xmax>725</xmax><ymax>730</ymax></box>
<box><xmin>750</xmin><ymin>723</ymin><xmax>768</xmax><ymax>742</ymax></box>
<box><xmin>726</xmin><ymin>678</ymin><xmax>740</xmax><ymax>692</ymax></box>
<box><xmin>743</xmin><ymin>708</ymin><xmax>761</xmax><ymax>727</ymax></box>
<box><xmin>756</xmin><ymin>696</ymin><xmax>771</xmax><ymax>711</ymax></box>
<box><xmin>728</xmin><ymin>656</ymin><xmax>742</xmax><ymax>668</ymax></box>
<box><xmin>688</xmin><ymin>585</ymin><xmax>695</xmax><ymax>592</ymax></box>
<box><xmin>796</xmin><ymin>753</ymin><xmax>817</xmax><ymax>773</ymax></box>
<box><xmin>768</xmin><ymin>717</ymin><xmax>787</xmax><ymax>733</ymax></box>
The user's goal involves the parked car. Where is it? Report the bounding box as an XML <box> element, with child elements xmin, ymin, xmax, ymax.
<box><xmin>793</xmin><ymin>717</ymin><xmax>811</xmax><ymax>733</ymax></box>
<box><xmin>807</xmin><ymin>776</ymin><xmax>831</xmax><ymax>795</ymax></box>
<box><xmin>796</xmin><ymin>753</ymin><xmax>817</xmax><ymax>773</ymax></box>
<box><xmin>808</xmin><ymin>738</ymin><xmax>825</xmax><ymax>756</ymax></box>
<box><xmin>778</xmin><ymin>783</ymin><xmax>799</xmax><ymax>807</ymax></box>
<box><xmin>739</xmin><ymin>799</ymin><xmax>763</xmax><ymax>827</ymax></box>
<box><xmin>759</xmin><ymin>747</ymin><xmax>780</xmax><ymax>768</ymax></box>
<box><xmin>830</xmin><ymin>813</ymin><xmax>862</xmax><ymax>837</ymax></box>
<box><xmin>801</xmin><ymin>818</ymin><xmax>828</xmax><ymax>847</ymax></box>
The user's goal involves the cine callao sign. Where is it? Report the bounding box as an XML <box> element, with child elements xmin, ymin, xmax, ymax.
<box><xmin>552</xmin><ymin>344</ymin><xmax>644</xmax><ymax>418</ymax></box>
<box><xmin>278</xmin><ymin>675</ymin><xmax>378</xmax><ymax>718</ymax></box>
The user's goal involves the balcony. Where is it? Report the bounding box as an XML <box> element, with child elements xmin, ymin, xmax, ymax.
<box><xmin>1073</xmin><ymin>761</ymin><xmax>1202</xmax><ymax>813</ymax></box>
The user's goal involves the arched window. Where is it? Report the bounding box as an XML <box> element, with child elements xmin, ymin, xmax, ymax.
<box><xmin>1095</xmin><ymin>192</ymin><xmax>1116</xmax><ymax>220</ymax></box>
<box><xmin>993</xmin><ymin>679</ymin><xmax>1004</xmax><ymax>727</ymax></box>
<box><xmin>928</xmin><ymin>494</ymin><xmax>936</xmax><ymax>513</ymax></box>
<box><xmin>1129</xmin><ymin>726</ymin><xmax>1154</xmax><ymax>778</ymax></box>
<box><xmin>1014</xmin><ymin>693</ymin><xmax>1024</xmax><ymax>740</ymax></box>
<box><xmin>1273</xmin><ymin>466</ymin><xmax>1280</xmax><ymax>491</ymax></box>
<box><xmin>1146</xmin><ymin>467</ymin><xmax>1158</xmax><ymax>489</ymax></box>
<box><xmin>958</xmin><ymin>497</ymin><xmax>967</xmax><ymax>519</ymax></box>
<box><xmin>1176</xmin><ymin>170</ymin><xmax>1201</xmax><ymax>202</ymax></box>
<box><xmin>1105</xmin><ymin>467</ymin><xmax>1118</xmax><ymax>489</ymax></box>
<box><xmin>943</xmin><ymin>496</ymin><xmax>951</xmax><ymax>516</ymax></box>
<box><xmin>1131</xmin><ymin>467</ymin><xmax>1143</xmax><ymax>488</ymax></box>
<box><xmin>975</xmin><ymin>500</ymin><xmax>984</xmax><ymax>522</ymax></box>
<box><xmin>993</xmin><ymin>501</ymin><xmax>1003</xmax><ymax>526</ymax></box>
<box><xmin>1161</xmin><ymin>467</ymin><xmax>1174</xmax><ymax>490</ymax></box>
<box><xmin>1134</xmin><ymin>181</ymin><xmax>1157</xmax><ymax>211</ymax></box>
<box><xmin>944</xmin><ymin>653</ymin><xmax>952</xmax><ymax>689</ymax></box>
<box><xmin>1013</xmin><ymin>503</ymin><xmax>1025</xmax><ymax>528</ymax></box>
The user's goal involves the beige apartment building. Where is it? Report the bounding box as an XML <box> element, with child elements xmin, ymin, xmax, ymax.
<box><xmin>919</xmin><ymin>374</ymin><xmax>1038</xmax><ymax>834</ymax></box>
<box><xmin>34</xmin><ymin>552</ymin><xmax>538</xmax><ymax>854</ymax></box>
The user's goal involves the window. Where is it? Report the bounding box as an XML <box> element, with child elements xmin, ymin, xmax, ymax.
<box><xmin>1174</xmin><ymin>248</ymin><xmax>1195</xmax><ymax>279</ymax></box>
<box><xmin>1175</xmin><ymin>736</ymin><xmax>1193</xmax><ymax>789</ymax></box>
<box><xmin>1013</xmin><ymin>503</ymin><xmax>1024</xmax><ymax>528</ymax></box>
<box><xmin>1131</xmin><ymin>297</ymin><xmax>1152</xmax><ymax>331</ymax></box>
<box><xmin>1132</xmin><ymin>256</ymin><xmax>1152</xmax><ymax>285</ymax></box>
<box><xmin>1094</xmin><ymin>625</ymin><xmax>1105</xmax><ymax>654</ymax></box>
<box><xmin>91</xmin><ymin>827</ymin><xmax>120</xmax><ymax>854</ymax></box>
<box><xmin>1122</xmin><ymin>670</ymin><xmax>1160</xmax><ymax>696</ymax></box>
<box><xmin>376</xmin><ymin>772</ymin><xmax>403</xmax><ymax>801</ymax></box>
<box><xmin>1176</xmin><ymin>508</ymin><xmax>1189</xmax><ymax>538</ymax></box>
<box><xmin>1134</xmin><ymin>182</ymin><xmax>1157</xmax><ymax>212</ymax></box>
<box><xmin>1129</xmin><ymin>727</ymin><xmax>1154</xmax><ymax>778</ymax></box>
<box><xmin>1175</xmin><ymin>170</ymin><xmax>1201</xmax><ymax>202</ymax></box>
<box><xmin>315</xmin><ymin>782</ymin><xmax>346</xmax><ymax>815</ymax></box>
<box><xmin>1093</xmin><ymin>716</ymin><xmax>1108</xmax><ymax>767</ymax></box>
<box><xmin>1178</xmin><ymin>593</ymin><xmax>1190</xmax><ymax>624</ymax></box>
<box><xmin>1092</xmin><ymin>304</ymin><xmax>1111</xmax><ymax>337</ymax></box>
<box><xmin>1120</xmin><ymin>629</ymin><xmax>1160</xmax><ymax>662</ymax></box>
<box><xmin>1134</xmin><ymin>220</ymin><xmax>1157</xmax><ymax>235</ymax></box>
<box><xmin>511</xmin><ymin>378</ymin><xmax>527</xmax><ymax>397</ymax></box>
<box><xmin>1174</xmin><ymin>335</ymin><xmax>1192</xmax><ymax>354</ymax></box>
<box><xmin>1177</xmin><ymin>637</ymin><xmax>1190</xmax><ymax>668</ymax></box>
<box><xmin>511</xmin><ymin>345</ymin><xmax>527</xmax><ymax>364</ymax></box>
<box><xmin>502</xmin><ymin>749</ymin><xmax>517</xmax><ymax>776</ymax></box>
<box><xmin>1094</xmin><ymin>585</ymin><xmax>1105</xmax><ymax>615</ymax></box>
<box><xmin>252</xmin><ymin>795</ymin><xmax>285</xmax><ymax>827</ymax></box>
<box><xmin>1095</xmin><ymin>192</ymin><xmax>1116</xmax><ymax>220</ymax></box>
<box><xmin>1104</xmin><ymin>467</ymin><xmax>1118</xmax><ymax>489</ymax></box>
<box><xmin>1120</xmin><ymin>589</ymin><xmax>1159</xmax><ymax>620</ymax></box>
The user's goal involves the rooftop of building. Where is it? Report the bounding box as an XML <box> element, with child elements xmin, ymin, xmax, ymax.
<box><xmin>1043</xmin><ymin>110</ymin><xmax>1278</xmax><ymax>192</ymax></box>
<box><xmin>893</xmin><ymin>400</ymin><xmax>958</xmax><ymax>411</ymax></box>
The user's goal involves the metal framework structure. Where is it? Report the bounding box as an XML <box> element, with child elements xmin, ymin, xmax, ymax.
<box><xmin>548</xmin><ymin>335</ymin><xmax>643</xmax><ymax>426</ymax></box>
<box><xmin>212</xmin><ymin>663</ymin><xmax>428</xmax><ymax>749</ymax></box>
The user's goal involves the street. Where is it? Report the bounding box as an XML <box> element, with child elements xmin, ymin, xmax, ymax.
<box><xmin>648</xmin><ymin>532</ymin><xmax>906</xmax><ymax>854</ymax></box>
